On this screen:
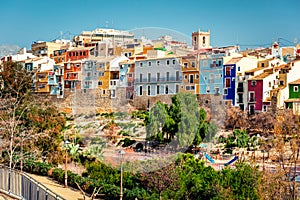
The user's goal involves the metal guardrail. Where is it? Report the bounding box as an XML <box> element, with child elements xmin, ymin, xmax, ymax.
<box><xmin>0</xmin><ymin>166</ymin><xmax>65</xmax><ymax>200</ymax></box>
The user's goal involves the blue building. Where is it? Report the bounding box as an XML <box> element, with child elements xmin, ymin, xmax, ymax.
<box><xmin>199</xmin><ymin>52</ymin><xmax>225</xmax><ymax>95</ymax></box>
<box><xmin>223</xmin><ymin>63</ymin><xmax>237</xmax><ymax>105</ymax></box>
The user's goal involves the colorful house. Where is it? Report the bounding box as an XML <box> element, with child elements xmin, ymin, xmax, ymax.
<box><xmin>180</xmin><ymin>55</ymin><xmax>199</xmax><ymax>94</ymax></box>
<box><xmin>285</xmin><ymin>78</ymin><xmax>300</xmax><ymax>114</ymax></box>
<box><xmin>223</xmin><ymin>56</ymin><xmax>258</xmax><ymax>110</ymax></box>
<box><xmin>66</xmin><ymin>47</ymin><xmax>94</xmax><ymax>62</ymax></box>
<box><xmin>64</xmin><ymin>60</ymin><xmax>82</xmax><ymax>90</ymax></box>
<box><xmin>199</xmin><ymin>51</ymin><xmax>225</xmax><ymax>95</ymax></box>
<box><xmin>247</xmin><ymin>68</ymin><xmax>279</xmax><ymax>114</ymax></box>
<box><xmin>134</xmin><ymin>55</ymin><xmax>182</xmax><ymax>109</ymax></box>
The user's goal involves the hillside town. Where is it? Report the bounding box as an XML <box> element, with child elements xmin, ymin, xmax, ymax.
<box><xmin>2</xmin><ymin>27</ymin><xmax>300</xmax><ymax>116</ymax></box>
<box><xmin>2</xmin><ymin>27</ymin><xmax>300</xmax><ymax>200</ymax></box>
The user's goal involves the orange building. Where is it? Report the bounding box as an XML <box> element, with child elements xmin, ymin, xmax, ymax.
<box><xmin>66</xmin><ymin>47</ymin><xmax>94</xmax><ymax>62</ymax></box>
<box><xmin>180</xmin><ymin>55</ymin><xmax>200</xmax><ymax>94</ymax></box>
<box><xmin>64</xmin><ymin>60</ymin><xmax>82</xmax><ymax>90</ymax></box>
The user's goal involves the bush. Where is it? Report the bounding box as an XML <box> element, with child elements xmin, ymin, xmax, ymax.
<box><xmin>22</xmin><ymin>159</ymin><xmax>53</xmax><ymax>176</ymax></box>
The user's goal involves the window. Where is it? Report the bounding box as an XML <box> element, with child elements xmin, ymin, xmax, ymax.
<box><xmin>103</xmin><ymin>89</ymin><xmax>106</xmax><ymax>95</ymax></box>
<box><xmin>206</xmin><ymin>86</ymin><xmax>210</xmax><ymax>93</ymax></box>
<box><xmin>98</xmin><ymin>81</ymin><xmax>102</xmax><ymax>86</ymax></box>
<box><xmin>249</xmin><ymin>92</ymin><xmax>255</xmax><ymax>101</ymax></box>
<box><xmin>148</xmin><ymin>61</ymin><xmax>151</xmax><ymax>66</ymax></box>
<box><xmin>218</xmin><ymin>60</ymin><xmax>222</xmax><ymax>67</ymax></box>
<box><xmin>225</xmin><ymin>66</ymin><xmax>231</xmax><ymax>76</ymax></box>
<box><xmin>139</xmin><ymin>86</ymin><xmax>143</xmax><ymax>96</ymax></box>
<box><xmin>184</xmin><ymin>75</ymin><xmax>188</xmax><ymax>80</ymax></box>
<box><xmin>157</xmin><ymin>72</ymin><xmax>160</xmax><ymax>81</ymax></box>
<box><xmin>172</xmin><ymin>59</ymin><xmax>176</xmax><ymax>65</ymax></box>
<box><xmin>279</xmin><ymin>80</ymin><xmax>284</xmax><ymax>85</ymax></box>
<box><xmin>203</xmin><ymin>36</ymin><xmax>206</xmax><ymax>45</ymax></box>
<box><xmin>140</xmin><ymin>62</ymin><xmax>143</xmax><ymax>67</ymax></box>
<box><xmin>110</xmin><ymin>80</ymin><xmax>117</xmax><ymax>85</ymax></box>
<box><xmin>184</xmin><ymin>62</ymin><xmax>188</xmax><ymax>68</ymax></box>
<box><xmin>148</xmin><ymin>73</ymin><xmax>151</xmax><ymax>82</ymax></box>
<box><xmin>165</xmin><ymin>85</ymin><xmax>169</xmax><ymax>94</ymax></box>
<box><xmin>128</xmin><ymin>73</ymin><xmax>133</xmax><ymax>78</ymax></box>
<box><xmin>269</xmin><ymin>81</ymin><xmax>271</xmax><ymax>87</ymax></box>
<box><xmin>157</xmin><ymin>85</ymin><xmax>160</xmax><ymax>94</ymax></box>
<box><xmin>238</xmin><ymin>66</ymin><xmax>241</xmax><ymax>71</ymax></box>
<box><xmin>111</xmin><ymin>89</ymin><xmax>116</xmax><ymax>98</ymax></box>
<box><xmin>189</xmin><ymin>74</ymin><xmax>194</xmax><ymax>84</ymax></box>
<box><xmin>224</xmin><ymin>88</ymin><xmax>228</xmax><ymax>95</ymax></box>
<box><xmin>140</xmin><ymin>74</ymin><xmax>143</xmax><ymax>82</ymax></box>
<box><xmin>166</xmin><ymin>72</ymin><xmax>170</xmax><ymax>81</ymax></box>
<box><xmin>263</xmin><ymin>105</ymin><xmax>267</xmax><ymax>112</ymax></box>
<box><xmin>261</xmin><ymin>63</ymin><xmax>265</xmax><ymax>67</ymax></box>
<box><xmin>225</xmin><ymin>78</ymin><xmax>231</xmax><ymax>88</ymax></box>
<box><xmin>209</xmin><ymin>74</ymin><xmax>214</xmax><ymax>83</ymax></box>
<box><xmin>128</xmin><ymin>82</ymin><xmax>132</xmax><ymax>87</ymax></box>
<box><xmin>196</xmin><ymin>75</ymin><xmax>199</xmax><ymax>79</ymax></box>
<box><xmin>148</xmin><ymin>85</ymin><xmax>151</xmax><ymax>95</ymax></box>
<box><xmin>99</xmin><ymin>62</ymin><xmax>105</xmax><ymax>68</ymax></box>
<box><xmin>176</xmin><ymin>71</ymin><xmax>179</xmax><ymax>81</ymax></box>
<box><xmin>166</xmin><ymin>60</ymin><xmax>170</xmax><ymax>65</ymax></box>
<box><xmin>176</xmin><ymin>84</ymin><xmax>179</xmax><ymax>93</ymax></box>
<box><xmin>215</xmin><ymin>87</ymin><xmax>220</xmax><ymax>94</ymax></box>
<box><xmin>251</xmin><ymin>81</ymin><xmax>257</xmax><ymax>86</ymax></box>
<box><xmin>294</xmin><ymin>86</ymin><xmax>299</xmax><ymax>92</ymax></box>
<box><xmin>157</xmin><ymin>61</ymin><xmax>160</xmax><ymax>66</ymax></box>
<box><xmin>99</xmin><ymin>71</ymin><xmax>104</xmax><ymax>76</ymax></box>
<box><xmin>192</xmin><ymin>62</ymin><xmax>196</xmax><ymax>68</ymax></box>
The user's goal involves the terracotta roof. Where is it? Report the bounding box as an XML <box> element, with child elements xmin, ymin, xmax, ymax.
<box><xmin>245</xmin><ymin>67</ymin><xmax>266</xmax><ymax>73</ymax></box>
<box><xmin>225</xmin><ymin>57</ymin><xmax>243</xmax><ymax>64</ymax></box>
<box><xmin>249</xmin><ymin>71</ymin><xmax>273</xmax><ymax>80</ymax></box>
<box><xmin>289</xmin><ymin>78</ymin><xmax>300</xmax><ymax>85</ymax></box>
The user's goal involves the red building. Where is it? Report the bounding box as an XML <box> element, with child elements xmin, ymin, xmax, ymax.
<box><xmin>248</xmin><ymin>78</ymin><xmax>263</xmax><ymax>114</ymax></box>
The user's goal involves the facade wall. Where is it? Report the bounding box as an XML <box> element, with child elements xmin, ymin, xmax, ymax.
<box><xmin>134</xmin><ymin>57</ymin><xmax>182</xmax><ymax>98</ymax></box>
<box><xmin>223</xmin><ymin>64</ymin><xmax>236</xmax><ymax>105</ymax></box>
<box><xmin>199</xmin><ymin>54</ymin><xmax>224</xmax><ymax>95</ymax></box>
<box><xmin>181</xmin><ymin>56</ymin><xmax>199</xmax><ymax>94</ymax></box>
<box><xmin>248</xmin><ymin>80</ymin><xmax>263</xmax><ymax>112</ymax></box>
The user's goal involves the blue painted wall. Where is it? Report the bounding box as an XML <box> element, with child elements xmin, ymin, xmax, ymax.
<box><xmin>223</xmin><ymin>64</ymin><xmax>236</xmax><ymax>105</ymax></box>
<box><xmin>199</xmin><ymin>53</ymin><xmax>224</xmax><ymax>95</ymax></box>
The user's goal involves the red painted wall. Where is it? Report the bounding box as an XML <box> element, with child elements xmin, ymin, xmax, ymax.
<box><xmin>248</xmin><ymin>80</ymin><xmax>263</xmax><ymax>111</ymax></box>
<box><xmin>66</xmin><ymin>50</ymin><xmax>89</xmax><ymax>61</ymax></box>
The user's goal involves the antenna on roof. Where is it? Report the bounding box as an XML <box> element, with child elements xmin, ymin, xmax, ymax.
<box><xmin>105</xmin><ymin>21</ymin><xmax>109</xmax><ymax>28</ymax></box>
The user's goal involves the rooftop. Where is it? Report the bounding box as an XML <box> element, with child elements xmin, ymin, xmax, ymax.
<box><xmin>249</xmin><ymin>71</ymin><xmax>274</xmax><ymax>80</ymax></box>
<box><xmin>225</xmin><ymin>57</ymin><xmax>243</xmax><ymax>64</ymax></box>
<box><xmin>289</xmin><ymin>78</ymin><xmax>300</xmax><ymax>85</ymax></box>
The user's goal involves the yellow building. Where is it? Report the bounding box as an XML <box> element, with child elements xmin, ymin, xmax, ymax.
<box><xmin>36</xmin><ymin>71</ymin><xmax>50</xmax><ymax>93</ymax></box>
<box><xmin>31</xmin><ymin>41</ymin><xmax>64</xmax><ymax>57</ymax></box>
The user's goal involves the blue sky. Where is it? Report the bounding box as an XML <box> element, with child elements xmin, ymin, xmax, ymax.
<box><xmin>1</xmin><ymin>0</ymin><xmax>299</xmax><ymax>49</ymax></box>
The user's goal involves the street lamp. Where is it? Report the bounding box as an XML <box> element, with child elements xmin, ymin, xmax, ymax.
<box><xmin>119</xmin><ymin>150</ymin><xmax>125</xmax><ymax>200</ymax></box>
<box><xmin>64</xmin><ymin>140</ymin><xmax>71</xmax><ymax>188</ymax></box>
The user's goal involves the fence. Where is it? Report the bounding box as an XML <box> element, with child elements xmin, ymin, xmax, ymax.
<box><xmin>0</xmin><ymin>166</ymin><xmax>65</xmax><ymax>200</ymax></box>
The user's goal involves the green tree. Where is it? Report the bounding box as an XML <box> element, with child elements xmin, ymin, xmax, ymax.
<box><xmin>146</xmin><ymin>101</ymin><xmax>168</xmax><ymax>141</ymax></box>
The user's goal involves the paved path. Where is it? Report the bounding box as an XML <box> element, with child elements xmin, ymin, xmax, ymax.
<box><xmin>28</xmin><ymin>174</ymin><xmax>88</xmax><ymax>200</ymax></box>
